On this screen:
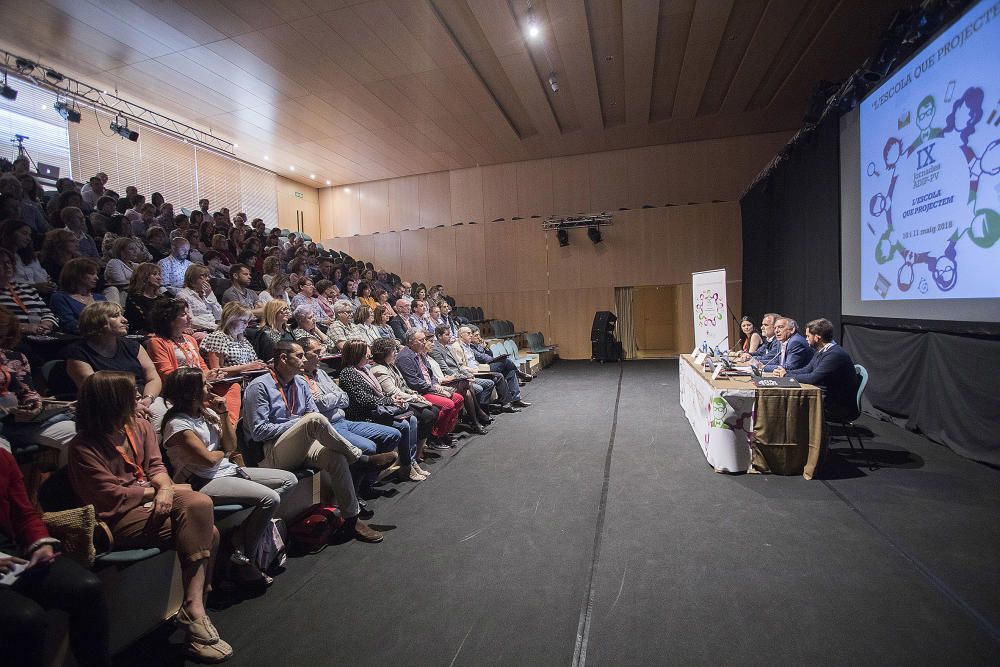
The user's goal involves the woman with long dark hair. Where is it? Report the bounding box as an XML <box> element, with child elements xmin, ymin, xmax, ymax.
<box><xmin>161</xmin><ymin>367</ymin><xmax>296</xmax><ymax>585</ymax></box>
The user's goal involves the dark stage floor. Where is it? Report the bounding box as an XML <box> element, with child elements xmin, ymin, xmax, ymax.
<box><xmin>119</xmin><ymin>359</ymin><xmax>1000</xmax><ymax>666</ymax></box>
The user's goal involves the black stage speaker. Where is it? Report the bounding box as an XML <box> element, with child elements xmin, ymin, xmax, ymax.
<box><xmin>591</xmin><ymin>311</ymin><xmax>620</xmax><ymax>362</ymax></box>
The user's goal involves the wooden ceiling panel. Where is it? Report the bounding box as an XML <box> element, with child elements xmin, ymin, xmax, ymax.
<box><xmin>0</xmin><ymin>0</ymin><xmax>911</xmax><ymax>188</ymax></box>
<box><xmin>671</xmin><ymin>0</ymin><xmax>735</xmax><ymax>120</ymax></box>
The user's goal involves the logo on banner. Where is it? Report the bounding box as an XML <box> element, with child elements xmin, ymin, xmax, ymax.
<box><xmin>695</xmin><ymin>289</ymin><xmax>724</xmax><ymax>326</ymax></box>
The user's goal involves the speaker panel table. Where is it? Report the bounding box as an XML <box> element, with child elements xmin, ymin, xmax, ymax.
<box><xmin>678</xmin><ymin>355</ymin><xmax>825</xmax><ymax>479</ymax></box>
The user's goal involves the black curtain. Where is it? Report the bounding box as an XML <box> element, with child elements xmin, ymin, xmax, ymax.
<box><xmin>740</xmin><ymin>116</ymin><xmax>842</xmax><ymax>332</ymax></box>
<box><xmin>740</xmin><ymin>115</ymin><xmax>1000</xmax><ymax>466</ymax></box>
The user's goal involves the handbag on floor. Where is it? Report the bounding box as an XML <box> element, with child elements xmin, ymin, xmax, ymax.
<box><xmin>288</xmin><ymin>504</ymin><xmax>343</xmax><ymax>555</ymax></box>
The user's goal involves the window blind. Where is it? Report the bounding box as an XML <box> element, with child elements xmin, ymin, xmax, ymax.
<box><xmin>0</xmin><ymin>78</ymin><xmax>72</xmax><ymax>177</ymax></box>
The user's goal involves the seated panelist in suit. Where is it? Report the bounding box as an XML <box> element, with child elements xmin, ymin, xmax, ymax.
<box><xmin>758</xmin><ymin>317</ymin><xmax>813</xmax><ymax>372</ymax></box>
<box><xmin>738</xmin><ymin>312</ymin><xmax>780</xmax><ymax>362</ymax></box>
<box><xmin>774</xmin><ymin>318</ymin><xmax>858</xmax><ymax>421</ymax></box>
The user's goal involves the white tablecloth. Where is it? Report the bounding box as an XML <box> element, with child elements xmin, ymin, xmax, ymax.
<box><xmin>678</xmin><ymin>355</ymin><xmax>755</xmax><ymax>473</ymax></box>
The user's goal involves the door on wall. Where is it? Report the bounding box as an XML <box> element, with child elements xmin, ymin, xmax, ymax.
<box><xmin>632</xmin><ymin>285</ymin><xmax>680</xmax><ymax>358</ymax></box>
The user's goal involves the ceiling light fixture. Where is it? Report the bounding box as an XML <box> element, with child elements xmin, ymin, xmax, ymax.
<box><xmin>326</xmin><ymin>180</ymin><xmax>332</xmax><ymax>186</ymax></box>
<box><xmin>344</xmin><ymin>188</ymin><xmax>351</xmax><ymax>194</ymax></box>
<box><xmin>309</xmin><ymin>173</ymin><xmax>315</xmax><ymax>179</ymax></box>
<box><xmin>548</xmin><ymin>73</ymin><xmax>559</xmax><ymax>93</ymax></box>
<box><xmin>289</xmin><ymin>165</ymin><xmax>295</xmax><ymax>171</ymax></box>
<box><xmin>263</xmin><ymin>155</ymin><xmax>269</xmax><ymax>160</ymax></box>
<box><xmin>110</xmin><ymin>116</ymin><xmax>138</xmax><ymax>141</ymax></box>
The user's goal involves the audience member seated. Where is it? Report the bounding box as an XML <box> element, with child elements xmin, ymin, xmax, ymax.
<box><xmin>250</xmin><ymin>300</ymin><xmax>294</xmax><ymax>362</ymax></box>
<box><xmin>314</xmin><ymin>279</ymin><xmax>338</xmax><ymax>321</ymax></box>
<box><xmin>291</xmin><ymin>305</ymin><xmax>337</xmax><ymax>354</ymax></box>
<box><xmin>161</xmin><ymin>367</ymin><xmax>297</xmax><ymax>586</ymax></box>
<box><xmin>81</xmin><ymin>175</ymin><xmax>107</xmax><ymax>212</ymax></box>
<box><xmin>430</xmin><ymin>326</ymin><xmax>492</xmax><ymax>433</ymax></box>
<box><xmin>158</xmin><ymin>237</ymin><xmax>193</xmax><ymax>292</ymax></box>
<box><xmin>257</xmin><ymin>273</ymin><xmax>291</xmax><ymax>308</ymax></box>
<box><xmin>357</xmin><ymin>282</ymin><xmax>376</xmax><ymax>311</ymax></box>
<box><xmin>241</xmin><ymin>341</ymin><xmax>395</xmax><ymax>543</ymax></box>
<box><xmin>65</xmin><ymin>302</ymin><xmax>164</xmax><ymax>420</ymax></box>
<box><xmin>178</xmin><ymin>265</ymin><xmax>223</xmax><ymax>334</ymax></box>
<box><xmin>89</xmin><ymin>196</ymin><xmax>118</xmax><ymax>238</ymax></box>
<box><xmin>459</xmin><ymin>327</ymin><xmax>528</xmax><ymax>410</ymax></box>
<box><xmin>40</xmin><ymin>228</ymin><xmax>82</xmax><ymax>282</ymax></box>
<box><xmin>104</xmin><ymin>237</ymin><xmax>142</xmax><ymax>290</ymax></box>
<box><xmin>439</xmin><ymin>301</ymin><xmax>459</xmax><ymax>338</ymax></box>
<box><xmin>261</xmin><ymin>256</ymin><xmax>280</xmax><ymax>288</ymax></box>
<box><xmin>395</xmin><ymin>329</ymin><xmax>463</xmax><ymax>449</ymax></box>
<box><xmin>774</xmin><ymin>318</ymin><xmax>859</xmax><ymax>421</ymax></box>
<box><xmin>328</xmin><ymin>301</ymin><xmax>355</xmax><ymax>350</ymax></box>
<box><xmin>0</xmin><ymin>308</ymin><xmax>76</xmax><ymax>454</ymax></box>
<box><xmin>144</xmin><ymin>226</ymin><xmax>170</xmax><ymax>262</ymax></box>
<box><xmin>1</xmin><ymin>219</ymin><xmax>55</xmax><ymax>297</ymax></box>
<box><xmin>759</xmin><ymin>317</ymin><xmax>813</xmax><ymax>373</ymax></box>
<box><xmin>49</xmin><ymin>258</ymin><xmax>106</xmax><ymax>334</ymax></box>
<box><xmin>67</xmin><ymin>372</ymin><xmax>233</xmax><ymax>663</ymax></box>
<box><xmin>736</xmin><ymin>316</ymin><xmax>763</xmax><ymax>354</ymax></box>
<box><xmin>369</xmin><ymin>338</ymin><xmax>439</xmax><ymax>466</ymax></box>
<box><xmin>200</xmin><ymin>303</ymin><xmax>267</xmax><ymax>425</ymax></box>
<box><xmin>373</xmin><ymin>304</ymin><xmax>394</xmax><ymax>340</ymax></box>
<box><xmin>0</xmin><ymin>447</ymin><xmax>111</xmax><ymax>667</ymax></box>
<box><xmin>290</xmin><ymin>277</ymin><xmax>327</xmax><ymax>325</ymax></box>
<box><xmin>123</xmin><ymin>194</ymin><xmax>145</xmax><ymax>224</ymax></box>
<box><xmin>202</xmin><ymin>251</ymin><xmax>229</xmax><ymax>280</ymax></box>
<box><xmin>351</xmin><ymin>305</ymin><xmax>380</xmax><ymax>345</ymax></box>
<box><xmin>389</xmin><ymin>299</ymin><xmax>412</xmax><ymax>342</ymax></box>
<box><xmin>18</xmin><ymin>175</ymin><xmax>51</xmax><ymax>235</ymax></box>
<box><xmin>338</xmin><ymin>340</ymin><xmax>425</xmax><ymax>482</ymax></box>
<box><xmin>409</xmin><ymin>299</ymin><xmax>432</xmax><ymax>333</ymax></box>
<box><xmin>62</xmin><ymin>206</ymin><xmax>100</xmax><ymax>258</ymax></box>
<box><xmin>299</xmin><ymin>337</ymin><xmax>403</xmax><ymax>498</ymax></box>
<box><xmin>186</xmin><ymin>229</ymin><xmax>205</xmax><ymax>264</ymax></box>
<box><xmin>0</xmin><ymin>248</ymin><xmax>56</xmax><ymax>334</ymax></box>
<box><xmin>221</xmin><ymin>264</ymin><xmax>259</xmax><ymax>313</ymax></box>
<box><xmin>124</xmin><ymin>263</ymin><xmax>165</xmax><ymax>335</ymax></box>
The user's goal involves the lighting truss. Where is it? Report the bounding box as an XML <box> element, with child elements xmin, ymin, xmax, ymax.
<box><xmin>0</xmin><ymin>48</ymin><xmax>234</xmax><ymax>155</ymax></box>
<box><xmin>542</xmin><ymin>212</ymin><xmax>613</xmax><ymax>231</ymax></box>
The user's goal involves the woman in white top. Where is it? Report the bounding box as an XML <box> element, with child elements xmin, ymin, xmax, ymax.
<box><xmin>177</xmin><ymin>264</ymin><xmax>222</xmax><ymax>332</ymax></box>
<box><xmin>351</xmin><ymin>304</ymin><xmax>380</xmax><ymax>345</ymax></box>
<box><xmin>256</xmin><ymin>273</ymin><xmax>291</xmax><ymax>307</ymax></box>
<box><xmin>104</xmin><ymin>237</ymin><xmax>141</xmax><ymax>288</ymax></box>
<box><xmin>161</xmin><ymin>367</ymin><xmax>298</xmax><ymax>584</ymax></box>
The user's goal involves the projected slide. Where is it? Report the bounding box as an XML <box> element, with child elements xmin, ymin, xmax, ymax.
<box><xmin>860</xmin><ymin>2</ymin><xmax>1000</xmax><ymax>302</ymax></box>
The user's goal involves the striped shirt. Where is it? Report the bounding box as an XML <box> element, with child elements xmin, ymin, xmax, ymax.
<box><xmin>0</xmin><ymin>283</ymin><xmax>58</xmax><ymax>329</ymax></box>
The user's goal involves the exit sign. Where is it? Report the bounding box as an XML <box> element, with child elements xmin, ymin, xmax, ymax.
<box><xmin>294</xmin><ymin>192</ymin><xmax>304</xmax><ymax>199</ymax></box>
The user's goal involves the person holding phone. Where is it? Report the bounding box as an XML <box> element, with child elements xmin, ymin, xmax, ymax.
<box><xmin>0</xmin><ymin>447</ymin><xmax>111</xmax><ymax>667</ymax></box>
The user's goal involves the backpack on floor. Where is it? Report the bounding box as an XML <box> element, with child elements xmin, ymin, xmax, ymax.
<box><xmin>288</xmin><ymin>504</ymin><xmax>343</xmax><ymax>554</ymax></box>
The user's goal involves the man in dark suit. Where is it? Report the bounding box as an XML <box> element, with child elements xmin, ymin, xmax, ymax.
<box><xmin>389</xmin><ymin>298</ymin><xmax>412</xmax><ymax>343</ymax></box>
<box><xmin>775</xmin><ymin>318</ymin><xmax>859</xmax><ymax>421</ymax></box>
<box><xmin>759</xmin><ymin>317</ymin><xmax>813</xmax><ymax>372</ymax></box>
<box><xmin>740</xmin><ymin>312</ymin><xmax>780</xmax><ymax>362</ymax></box>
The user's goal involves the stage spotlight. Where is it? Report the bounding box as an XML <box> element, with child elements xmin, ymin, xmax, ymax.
<box><xmin>54</xmin><ymin>101</ymin><xmax>81</xmax><ymax>123</ymax></box>
<box><xmin>110</xmin><ymin>117</ymin><xmax>139</xmax><ymax>141</ymax></box>
<box><xmin>1</xmin><ymin>73</ymin><xmax>16</xmax><ymax>101</ymax></box>
<box><xmin>45</xmin><ymin>69</ymin><xmax>64</xmax><ymax>83</ymax></box>
<box><xmin>557</xmin><ymin>228</ymin><xmax>569</xmax><ymax>247</ymax></box>
<box><xmin>587</xmin><ymin>226</ymin><xmax>602</xmax><ymax>244</ymax></box>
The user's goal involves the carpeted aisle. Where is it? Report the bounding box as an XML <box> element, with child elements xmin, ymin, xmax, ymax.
<box><xmin>119</xmin><ymin>360</ymin><xmax>1000</xmax><ymax>666</ymax></box>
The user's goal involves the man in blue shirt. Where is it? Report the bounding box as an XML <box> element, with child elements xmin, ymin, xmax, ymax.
<box><xmin>241</xmin><ymin>341</ymin><xmax>396</xmax><ymax>543</ymax></box>
<box><xmin>758</xmin><ymin>317</ymin><xmax>813</xmax><ymax>373</ymax></box>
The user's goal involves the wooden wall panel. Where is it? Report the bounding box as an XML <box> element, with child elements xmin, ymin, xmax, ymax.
<box><xmin>373</xmin><ymin>231</ymin><xmax>401</xmax><ymax>275</ymax></box>
<box><xmin>515</xmin><ymin>159</ymin><xmax>553</xmax><ymax>218</ymax></box>
<box><xmin>552</xmin><ymin>154</ymin><xmax>591</xmax><ymax>214</ymax></box>
<box><xmin>398</xmin><ymin>230</ymin><xmax>428</xmax><ymax>285</ymax></box>
<box><xmin>318</xmin><ymin>188</ymin><xmax>335</xmax><ymax>239</ymax></box>
<box><xmin>424</xmin><ymin>226</ymin><xmax>457</xmax><ymax>290</ymax></box>
<box><xmin>332</xmin><ymin>186</ymin><xmax>361</xmax><ymax>237</ymax></box>
<box><xmin>548</xmin><ymin>287</ymin><xmax>615</xmax><ymax>359</ymax></box>
<box><xmin>513</xmin><ymin>220</ymin><xmax>548</xmax><ymax>292</ymax></box>
<box><xmin>482</xmin><ymin>163</ymin><xmax>517</xmax><ymax>222</ymax></box>
<box><xmin>388</xmin><ymin>175</ymin><xmax>419</xmax><ymax>231</ymax></box>
<box><xmin>418</xmin><ymin>171</ymin><xmax>451</xmax><ymax>228</ymax></box>
<box><xmin>589</xmin><ymin>149</ymin><xmax>630</xmax><ymax>212</ymax></box>
<box><xmin>346</xmin><ymin>235</ymin><xmax>374</xmax><ymax>262</ymax></box>
<box><xmin>359</xmin><ymin>180</ymin><xmax>389</xmax><ymax>234</ymax></box>
<box><xmin>485</xmin><ymin>292</ymin><xmax>520</xmax><ymax>324</ymax></box>
<box><xmin>517</xmin><ymin>290</ymin><xmax>550</xmax><ymax>338</ymax></box>
<box><xmin>484</xmin><ymin>221</ymin><xmax>518</xmax><ymax>293</ymax></box>
<box><xmin>450</xmin><ymin>167</ymin><xmax>483</xmax><ymax>224</ymax></box>
<box><xmin>454</xmin><ymin>224</ymin><xmax>486</xmax><ymax>294</ymax></box>
<box><xmin>627</xmin><ymin>145</ymin><xmax>670</xmax><ymax>206</ymax></box>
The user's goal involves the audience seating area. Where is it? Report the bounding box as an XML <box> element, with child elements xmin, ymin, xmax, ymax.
<box><xmin>0</xmin><ymin>167</ymin><xmax>557</xmax><ymax>665</ymax></box>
